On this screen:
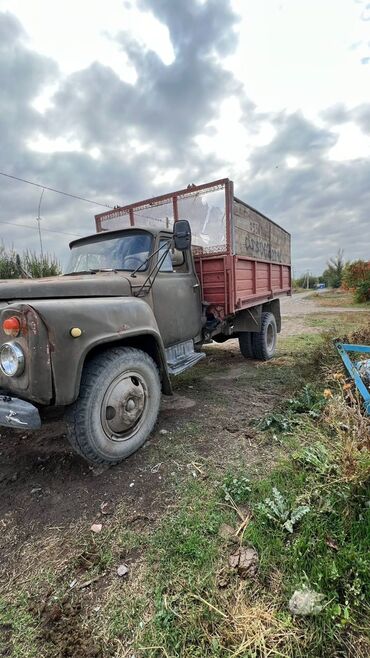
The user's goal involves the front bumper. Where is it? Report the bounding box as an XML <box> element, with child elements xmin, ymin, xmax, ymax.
<box><xmin>0</xmin><ymin>394</ymin><xmax>41</xmax><ymax>430</ymax></box>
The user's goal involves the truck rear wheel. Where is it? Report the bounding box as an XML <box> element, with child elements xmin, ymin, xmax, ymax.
<box><xmin>252</xmin><ymin>312</ymin><xmax>277</xmax><ymax>360</ymax></box>
<box><xmin>65</xmin><ymin>347</ymin><xmax>161</xmax><ymax>465</ymax></box>
<box><xmin>238</xmin><ymin>331</ymin><xmax>254</xmax><ymax>358</ymax></box>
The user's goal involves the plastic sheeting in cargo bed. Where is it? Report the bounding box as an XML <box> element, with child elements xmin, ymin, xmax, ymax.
<box><xmin>96</xmin><ymin>186</ymin><xmax>227</xmax><ymax>254</ymax></box>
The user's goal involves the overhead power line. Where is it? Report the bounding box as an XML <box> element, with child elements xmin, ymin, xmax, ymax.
<box><xmin>0</xmin><ymin>219</ymin><xmax>83</xmax><ymax>238</ymax></box>
<box><xmin>0</xmin><ymin>171</ymin><xmax>115</xmax><ymax>209</ymax></box>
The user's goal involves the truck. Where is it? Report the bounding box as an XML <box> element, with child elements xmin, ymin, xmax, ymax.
<box><xmin>0</xmin><ymin>178</ymin><xmax>291</xmax><ymax>464</ymax></box>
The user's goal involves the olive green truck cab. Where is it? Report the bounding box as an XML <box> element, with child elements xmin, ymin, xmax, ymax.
<box><xmin>0</xmin><ymin>179</ymin><xmax>291</xmax><ymax>464</ymax></box>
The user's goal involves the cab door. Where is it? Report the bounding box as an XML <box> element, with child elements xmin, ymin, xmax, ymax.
<box><xmin>152</xmin><ymin>235</ymin><xmax>202</xmax><ymax>347</ymax></box>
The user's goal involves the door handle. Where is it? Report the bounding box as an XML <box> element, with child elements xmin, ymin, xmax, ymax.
<box><xmin>193</xmin><ymin>283</ymin><xmax>200</xmax><ymax>289</ymax></box>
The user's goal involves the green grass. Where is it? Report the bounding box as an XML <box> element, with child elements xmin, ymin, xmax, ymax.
<box><xmin>1</xmin><ymin>319</ymin><xmax>369</xmax><ymax>657</ymax></box>
<box><xmin>305</xmin><ymin>312</ymin><xmax>370</xmax><ymax>334</ymax></box>
<box><xmin>306</xmin><ymin>290</ymin><xmax>370</xmax><ymax>309</ymax></box>
<box><xmin>128</xmin><ymin>402</ymin><xmax>369</xmax><ymax>657</ymax></box>
<box><xmin>0</xmin><ymin>595</ymin><xmax>40</xmax><ymax>658</ymax></box>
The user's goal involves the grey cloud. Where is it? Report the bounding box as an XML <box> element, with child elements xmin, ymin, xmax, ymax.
<box><xmin>321</xmin><ymin>102</ymin><xmax>370</xmax><ymax>135</ymax></box>
<box><xmin>0</xmin><ymin>11</ymin><xmax>58</xmax><ymax>158</ymax></box>
<box><xmin>0</xmin><ymin>4</ymin><xmax>369</xmax><ymax>277</ymax></box>
<box><xmin>249</xmin><ymin>111</ymin><xmax>337</xmax><ymax>176</ymax></box>
<box><xmin>320</xmin><ymin>103</ymin><xmax>349</xmax><ymax>125</ymax></box>
<box><xmin>1</xmin><ymin>0</ymin><xmax>236</xmax><ymax>261</ymax></box>
<box><xmin>138</xmin><ymin>0</ymin><xmax>239</xmax><ymax>58</ymax></box>
<box><xmin>237</xmin><ymin>111</ymin><xmax>370</xmax><ymax>273</ymax></box>
<box><xmin>46</xmin><ymin>0</ymin><xmax>240</xmax><ymax>152</ymax></box>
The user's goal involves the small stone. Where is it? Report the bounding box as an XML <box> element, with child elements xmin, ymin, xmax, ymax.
<box><xmin>117</xmin><ymin>563</ymin><xmax>129</xmax><ymax>577</ymax></box>
<box><xmin>289</xmin><ymin>589</ymin><xmax>325</xmax><ymax>616</ymax></box>
<box><xmin>159</xmin><ymin>429</ymin><xmax>168</xmax><ymax>435</ymax></box>
<box><xmin>90</xmin><ymin>523</ymin><xmax>102</xmax><ymax>534</ymax></box>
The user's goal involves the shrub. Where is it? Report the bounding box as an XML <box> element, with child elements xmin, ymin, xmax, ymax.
<box><xmin>343</xmin><ymin>260</ymin><xmax>370</xmax><ymax>303</ymax></box>
<box><xmin>0</xmin><ymin>245</ymin><xmax>60</xmax><ymax>279</ymax></box>
<box><xmin>354</xmin><ymin>275</ymin><xmax>370</xmax><ymax>303</ymax></box>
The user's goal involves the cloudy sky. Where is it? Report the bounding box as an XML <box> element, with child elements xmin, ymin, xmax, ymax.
<box><xmin>0</xmin><ymin>0</ymin><xmax>369</xmax><ymax>275</ymax></box>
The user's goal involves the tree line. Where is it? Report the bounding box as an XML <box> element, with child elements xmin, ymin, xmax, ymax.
<box><xmin>294</xmin><ymin>250</ymin><xmax>370</xmax><ymax>302</ymax></box>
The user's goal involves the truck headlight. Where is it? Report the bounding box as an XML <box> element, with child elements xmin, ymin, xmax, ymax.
<box><xmin>0</xmin><ymin>342</ymin><xmax>25</xmax><ymax>377</ymax></box>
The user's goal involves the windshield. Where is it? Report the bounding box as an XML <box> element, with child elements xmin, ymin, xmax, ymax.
<box><xmin>64</xmin><ymin>232</ymin><xmax>152</xmax><ymax>274</ymax></box>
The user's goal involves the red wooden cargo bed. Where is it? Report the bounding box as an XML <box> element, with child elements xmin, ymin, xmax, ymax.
<box><xmin>95</xmin><ymin>178</ymin><xmax>291</xmax><ymax>319</ymax></box>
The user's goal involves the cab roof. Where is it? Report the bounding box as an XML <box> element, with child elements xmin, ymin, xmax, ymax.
<box><xmin>69</xmin><ymin>226</ymin><xmax>169</xmax><ymax>249</ymax></box>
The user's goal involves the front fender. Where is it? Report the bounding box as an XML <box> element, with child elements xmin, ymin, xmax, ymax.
<box><xmin>31</xmin><ymin>297</ymin><xmax>171</xmax><ymax>405</ymax></box>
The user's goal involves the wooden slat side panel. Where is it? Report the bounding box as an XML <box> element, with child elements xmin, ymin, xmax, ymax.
<box><xmin>282</xmin><ymin>265</ymin><xmax>291</xmax><ymax>287</ymax></box>
<box><xmin>256</xmin><ymin>262</ymin><xmax>269</xmax><ymax>291</ymax></box>
<box><xmin>234</xmin><ymin>259</ymin><xmax>254</xmax><ymax>297</ymax></box>
<box><xmin>196</xmin><ymin>255</ymin><xmax>291</xmax><ymax>315</ymax></box>
<box><xmin>234</xmin><ymin>257</ymin><xmax>291</xmax><ymax>307</ymax></box>
<box><xmin>233</xmin><ymin>200</ymin><xmax>291</xmax><ymax>265</ymax></box>
<box><xmin>195</xmin><ymin>256</ymin><xmax>227</xmax><ymax>309</ymax></box>
<box><xmin>271</xmin><ymin>264</ymin><xmax>282</xmax><ymax>289</ymax></box>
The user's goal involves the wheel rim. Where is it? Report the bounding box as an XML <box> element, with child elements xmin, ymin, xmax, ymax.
<box><xmin>100</xmin><ymin>371</ymin><xmax>148</xmax><ymax>442</ymax></box>
<box><xmin>266</xmin><ymin>323</ymin><xmax>275</xmax><ymax>352</ymax></box>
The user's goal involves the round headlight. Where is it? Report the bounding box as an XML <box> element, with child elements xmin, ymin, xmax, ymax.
<box><xmin>0</xmin><ymin>342</ymin><xmax>25</xmax><ymax>377</ymax></box>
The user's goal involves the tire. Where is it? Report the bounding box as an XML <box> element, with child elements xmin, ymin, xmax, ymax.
<box><xmin>65</xmin><ymin>347</ymin><xmax>161</xmax><ymax>465</ymax></box>
<box><xmin>238</xmin><ymin>331</ymin><xmax>254</xmax><ymax>358</ymax></box>
<box><xmin>251</xmin><ymin>312</ymin><xmax>277</xmax><ymax>361</ymax></box>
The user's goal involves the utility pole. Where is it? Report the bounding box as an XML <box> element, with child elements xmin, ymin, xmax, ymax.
<box><xmin>36</xmin><ymin>188</ymin><xmax>45</xmax><ymax>260</ymax></box>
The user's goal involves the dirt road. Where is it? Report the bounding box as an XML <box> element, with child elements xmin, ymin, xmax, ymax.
<box><xmin>0</xmin><ymin>293</ymin><xmax>368</xmax><ymax>567</ymax></box>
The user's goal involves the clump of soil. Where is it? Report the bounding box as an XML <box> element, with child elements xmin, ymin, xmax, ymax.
<box><xmin>36</xmin><ymin>595</ymin><xmax>103</xmax><ymax>658</ymax></box>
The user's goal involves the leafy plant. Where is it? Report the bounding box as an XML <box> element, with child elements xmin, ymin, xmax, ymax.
<box><xmin>257</xmin><ymin>413</ymin><xmax>294</xmax><ymax>433</ymax></box>
<box><xmin>257</xmin><ymin>487</ymin><xmax>310</xmax><ymax>533</ymax></box>
<box><xmin>222</xmin><ymin>474</ymin><xmax>251</xmax><ymax>503</ymax></box>
<box><xmin>287</xmin><ymin>385</ymin><xmax>326</xmax><ymax>417</ymax></box>
<box><xmin>294</xmin><ymin>442</ymin><xmax>336</xmax><ymax>475</ymax></box>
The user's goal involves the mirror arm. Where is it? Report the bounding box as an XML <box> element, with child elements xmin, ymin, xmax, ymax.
<box><xmin>130</xmin><ymin>239</ymin><xmax>172</xmax><ymax>278</ymax></box>
<box><xmin>133</xmin><ymin>241</ymin><xmax>172</xmax><ymax>297</ymax></box>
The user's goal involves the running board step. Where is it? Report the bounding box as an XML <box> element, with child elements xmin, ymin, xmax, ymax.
<box><xmin>166</xmin><ymin>340</ymin><xmax>206</xmax><ymax>375</ymax></box>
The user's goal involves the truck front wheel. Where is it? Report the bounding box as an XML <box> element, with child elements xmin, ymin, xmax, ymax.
<box><xmin>65</xmin><ymin>347</ymin><xmax>161</xmax><ymax>465</ymax></box>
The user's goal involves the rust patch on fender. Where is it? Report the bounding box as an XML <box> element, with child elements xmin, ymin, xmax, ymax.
<box><xmin>117</xmin><ymin>324</ymin><xmax>129</xmax><ymax>333</ymax></box>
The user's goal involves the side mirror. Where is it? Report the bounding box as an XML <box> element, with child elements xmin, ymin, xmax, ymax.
<box><xmin>173</xmin><ymin>220</ymin><xmax>191</xmax><ymax>251</ymax></box>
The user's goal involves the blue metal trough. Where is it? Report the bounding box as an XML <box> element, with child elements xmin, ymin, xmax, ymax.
<box><xmin>335</xmin><ymin>342</ymin><xmax>370</xmax><ymax>415</ymax></box>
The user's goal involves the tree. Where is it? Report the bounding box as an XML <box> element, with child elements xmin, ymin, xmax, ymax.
<box><xmin>321</xmin><ymin>249</ymin><xmax>345</xmax><ymax>288</ymax></box>
<box><xmin>343</xmin><ymin>260</ymin><xmax>370</xmax><ymax>303</ymax></box>
<box><xmin>294</xmin><ymin>274</ymin><xmax>318</xmax><ymax>289</ymax></box>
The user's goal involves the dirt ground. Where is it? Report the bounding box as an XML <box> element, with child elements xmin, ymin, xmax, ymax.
<box><xmin>0</xmin><ymin>292</ymin><xmax>368</xmax><ymax>568</ymax></box>
<box><xmin>281</xmin><ymin>290</ymin><xmax>370</xmax><ymax>335</ymax></box>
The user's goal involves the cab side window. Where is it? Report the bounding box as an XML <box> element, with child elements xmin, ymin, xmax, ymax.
<box><xmin>158</xmin><ymin>239</ymin><xmax>187</xmax><ymax>273</ymax></box>
<box><xmin>158</xmin><ymin>240</ymin><xmax>174</xmax><ymax>272</ymax></box>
